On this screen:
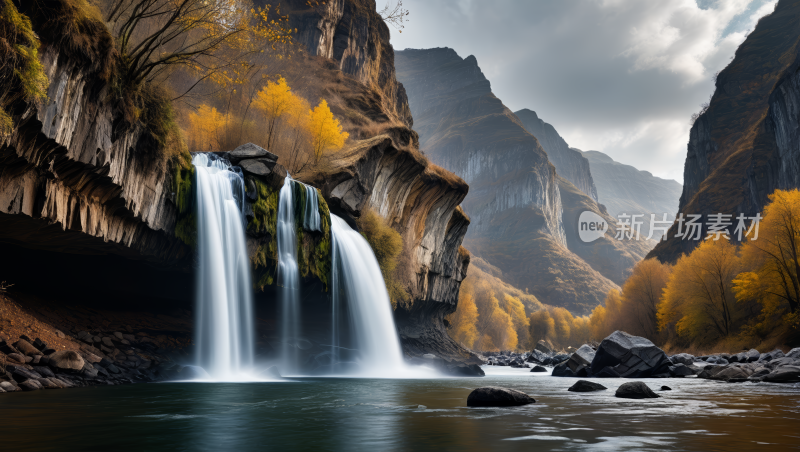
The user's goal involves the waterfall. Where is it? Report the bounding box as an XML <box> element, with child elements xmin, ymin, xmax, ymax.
<box><xmin>302</xmin><ymin>185</ymin><xmax>321</xmax><ymax>232</ymax></box>
<box><xmin>330</xmin><ymin>214</ymin><xmax>407</xmax><ymax>376</ymax></box>
<box><xmin>193</xmin><ymin>153</ymin><xmax>254</xmax><ymax>380</ymax></box>
<box><xmin>277</xmin><ymin>176</ymin><xmax>301</xmax><ymax>374</ymax></box>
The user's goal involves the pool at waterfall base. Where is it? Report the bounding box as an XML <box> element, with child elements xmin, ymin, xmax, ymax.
<box><xmin>1</xmin><ymin>366</ymin><xmax>799</xmax><ymax>451</ymax></box>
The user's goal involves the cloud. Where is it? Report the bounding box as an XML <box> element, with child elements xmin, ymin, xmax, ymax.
<box><xmin>386</xmin><ymin>0</ymin><xmax>777</xmax><ymax>182</ymax></box>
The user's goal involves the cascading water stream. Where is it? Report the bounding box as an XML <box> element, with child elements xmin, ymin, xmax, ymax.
<box><xmin>277</xmin><ymin>176</ymin><xmax>301</xmax><ymax>374</ymax></box>
<box><xmin>330</xmin><ymin>214</ymin><xmax>407</xmax><ymax>376</ymax></box>
<box><xmin>193</xmin><ymin>153</ymin><xmax>255</xmax><ymax>380</ymax></box>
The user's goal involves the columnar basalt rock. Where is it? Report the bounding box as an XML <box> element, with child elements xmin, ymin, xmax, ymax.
<box><xmin>0</xmin><ymin>46</ymin><xmax>189</xmax><ymax>265</ymax></box>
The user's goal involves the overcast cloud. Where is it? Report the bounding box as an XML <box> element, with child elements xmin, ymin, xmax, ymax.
<box><xmin>385</xmin><ymin>0</ymin><xmax>777</xmax><ymax>182</ymax></box>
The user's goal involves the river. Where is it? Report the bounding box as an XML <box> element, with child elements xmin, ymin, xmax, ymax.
<box><xmin>1</xmin><ymin>366</ymin><xmax>798</xmax><ymax>451</ymax></box>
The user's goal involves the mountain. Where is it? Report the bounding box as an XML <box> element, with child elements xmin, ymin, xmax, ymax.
<box><xmin>395</xmin><ymin>48</ymin><xmax>652</xmax><ymax>313</ymax></box>
<box><xmin>650</xmin><ymin>0</ymin><xmax>800</xmax><ymax>262</ymax></box>
<box><xmin>580</xmin><ymin>149</ymin><xmax>683</xmax><ymax>240</ymax></box>
<box><xmin>515</xmin><ymin>109</ymin><xmax>598</xmax><ymax>202</ymax></box>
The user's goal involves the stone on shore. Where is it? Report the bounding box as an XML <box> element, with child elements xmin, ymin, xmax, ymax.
<box><xmin>615</xmin><ymin>381</ymin><xmax>660</xmax><ymax>399</ymax></box>
<box><xmin>467</xmin><ymin>387</ymin><xmax>536</xmax><ymax>407</ymax></box>
<box><xmin>48</xmin><ymin>350</ymin><xmax>85</xmax><ymax>371</ymax></box>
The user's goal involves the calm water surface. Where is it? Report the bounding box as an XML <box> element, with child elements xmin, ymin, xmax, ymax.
<box><xmin>1</xmin><ymin>366</ymin><xmax>799</xmax><ymax>451</ymax></box>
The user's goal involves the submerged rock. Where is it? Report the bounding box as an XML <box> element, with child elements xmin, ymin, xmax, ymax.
<box><xmin>467</xmin><ymin>387</ymin><xmax>536</xmax><ymax>407</ymax></box>
<box><xmin>615</xmin><ymin>381</ymin><xmax>660</xmax><ymax>399</ymax></box>
<box><xmin>568</xmin><ymin>380</ymin><xmax>607</xmax><ymax>392</ymax></box>
<box><xmin>660</xmin><ymin>385</ymin><xmax>672</xmax><ymax>391</ymax></box>
<box><xmin>591</xmin><ymin>331</ymin><xmax>671</xmax><ymax>378</ymax></box>
<box><xmin>530</xmin><ymin>365</ymin><xmax>548</xmax><ymax>373</ymax></box>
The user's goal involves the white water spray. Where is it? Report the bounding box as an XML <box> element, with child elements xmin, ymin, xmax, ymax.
<box><xmin>193</xmin><ymin>153</ymin><xmax>254</xmax><ymax>380</ymax></box>
<box><xmin>330</xmin><ymin>214</ymin><xmax>407</xmax><ymax>376</ymax></box>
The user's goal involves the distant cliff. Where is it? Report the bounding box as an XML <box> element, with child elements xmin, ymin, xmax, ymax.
<box><xmin>650</xmin><ymin>0</ymin><xmax>800</xmax><ymax>262</ymax></box>
<box><xmin>515</xmin><ymin>109</ymin><xmax>598</xmax><ymax>202</ymax></box>
<box><xmin>581</xmin><ymin>150</ymin><xmax>682</xmax><ymax>241</ymax></box>
<box><xmin>395</xmin><ymin>47</ymin><xmax>651</xmax><ymax>313</ymax></box>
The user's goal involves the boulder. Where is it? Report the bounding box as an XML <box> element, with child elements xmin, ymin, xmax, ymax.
<box><xmin>565</xmin><ymin>344</ymin><xmax>595</xmax><ymax>377</ymax></box>
<box><xmin>446</xmin><ymin>363</ymin><xmax>485</xmax><ymax>377</ymax></box>
<box><xmin>239</xmin><ymin>158</ymin><xmax>280</xmax><ymax>177</ymax></box>
<box><xmin>745</xmin><ymin>349</ymin><xmax>761</xmax><ymax>362</ymax></box>
<box><xmin>33</xmin><ymin>338</ymin><xmax>47</xmax><ymax>351</ymax></box>
<box><xmin>526</xmin><ymin>349</ymin><xmax>549</xmax><ymax>363</ymax></box>
<box><xmin>669</xmin><ymin>353</ymin><xmax>695</xmax><ymax>366</ymax></box>
<box><xmin>668</xmin><ymin>363</ymin><xmax>695</xmax><ymax>377</ymax></box>
<box><xmin>7</xmin><ymin>365</ymin><xmax>43</xmax><ymax>382</ymax></box>
<box><xmin>19</xmin><ymin>379</ymin><xmax>42</xmax><ymax>391</ymax></box>
<box><xmin>615</xmin><ymin>381</ymin><xmax>660</xmax><ymax>399</ymax></box>
<box><xmin>0</xmin><ymin>340</ymin><xmax>20</xmax><ymax>355</ymax></box>
<box><xmin>762</xmin><ymin>366</ymin><xmax>800</xmax><ymax>383</ymax></box>
<box><xmin>0</xmin><ymin>381</ymin><xmax>18</xmax><ymax>392</ymax></box>
<box><xmin>568</xmin><ymin>380</ymin><xmax>607</xmax><ymax>392</ymax></box>
<box><xmin>551</xmin><ymin>360</ymin><xmax>576</xmax><ymax>377</ymax></box>
<box><xmin>467</xmin><ymin>387</ymin><xmax>536</xmax><ymax>407</ymax></box>
<box><xmin>226</xmin><ymin>143</ymin><xmax>278</xmax><ymax>164</ymax></box>
<box><xmin>758</xmin><ymin>349</ymin><xmax>785</xmax><ymax>362</ymax></box>
<box><xmin>748</xmin><ymin>367</ymin><xmax>771</xmax><ymax>381</ymax></box>
<box><xmin>530</xmin><ymin>365</ymin><xmax>548</xmax><ymax>373</ymax></box>
<box><xmin>6</xmin><ymin>353</ymin><xmax>26</xmax><ymax>364</ymax></box>
<box><xmin>37</xmin><ymin>377</ymin><xmax>60</xmax><ymax>389</ymax></box>
<box><xmin>660</xmin><ymin>385</ymin><xmax>672</xmax><ymax>391</ymax></box>
<box><xmin>14</xmin><ymin>339</ymin><xmax>41</xmax><ymax>357</ymax></box>
<box><xmin>535</xmin><ymin>341</ymin><xmax>553</xmax><ymax>354</ymax></box>
<box><xmin>590</xmin><ymin>331</ymin><xmax>671</xmax><ymax>378</ymax></box>
<box><xmin>49</xmin><ymin>350</ymin><xmax>85</xmax><ymax>371</ymax></box>
<box><xmin>713</xmin><ymin>366</ymin><xmax>754</xmax><ymax>382</ymax></box>
<box><xmin>32</xmin><ymin>366</ymin><xmax>55</xmax><ymax>378</ymax></box>
<box><xmin>787</xmin><ymin>348</ymin><xmax>800</xmax><ymax>359</ymax></box>
<box><xmin>697</xmin><ymin>365</ymin><xmax>724</xmax><ymax>379</ymax></box>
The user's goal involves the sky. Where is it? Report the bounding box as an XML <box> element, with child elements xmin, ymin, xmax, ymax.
<box><xmin>384</xmin><ymin>0</ymin><xmax>777</xmax><ymax>182</ymax></box>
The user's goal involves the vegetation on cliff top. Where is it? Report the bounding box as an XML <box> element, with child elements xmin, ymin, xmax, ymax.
<box><xmin>357</xmin><ymin>208</ymin><xmax>409</xmax><ymax>309</ymax></box>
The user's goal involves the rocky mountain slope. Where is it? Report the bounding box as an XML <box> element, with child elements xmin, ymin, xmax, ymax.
<box><xmin>395</xmin><ymin>47</ymin><xmax>654</xmax><ymax>313</ymax></box>
<box><xmin>650</xmin><ymin>0</ymin><xmax>800</xmax><ymax>262</ymax></box>
<box><xmin>515</xmin><ymin>109</ymin><xmax>598</xmax><ymax>202</ymax></box>
<box><xmin>580</xmin><ymin>150</ymin><xmax>682</xmax><ymax>240</ymax></box>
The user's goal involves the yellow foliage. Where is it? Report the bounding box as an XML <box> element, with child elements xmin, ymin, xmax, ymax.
<box><xmin>356</xmin><ymin>208</ymin><xmax>409</xmax><ymax>309</ymax></box>
<box><xmin>308</xmin><ymin>99</ymin><xmax>349</xmax><ymax>161</ymax></box>
<box><xmin>528</xmin><ymin>309</ymin><xmax>554</xmax><ymax>345</ymax></box>
<box><xmin>449</xmin><ymin>291</ymin><xmax>479</xmax><ymax>348</ymax></box>
<box><xmin>254</xmin><ymin>77</ymin><xmax>306</xmax><ymax>150</ymax></box>
<box><xmin>658</xmin><ymin>239</ymin><xmax>743</xmax><ymax>343</ymax></box>
<box><xmin>186</xmin><ymin>104</ymin><xmax>228</xmax><ymax>153</ymax></box>
<box><xmin>502</xmin><ymin>294</ymin><xmax>530</xmax><ymax>348</ymax></box>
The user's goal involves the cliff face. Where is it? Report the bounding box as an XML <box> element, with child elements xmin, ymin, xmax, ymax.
<box><xmin>581</xmin><ymin>150</ymin><xmax>682</xmax><ymax>241</ymax></box>
<box><xmin>264</xmin><ymin>0</ymin><xmax>412</xmax><ymax>127</ymax></box>
<box><xmin>650</xmin><ymin>0</ymin><xmax>800</xmax><ymax>263</ymax></box>
<box><xmin>306</xmin><ymin>128</ymin><xmax>474</xmax><ymax>360</ymax></box>
<box><xmin>0</xmin><ymin>46</ymin><xmax>189</xmax><ymax>265</ymax></box>
<box><xmin>395</xmin><ymin>47</ymin><xmax>640</xmax><ymax>313</ymax></box>
<box><xmin>515</xmin><ymin>109</ymin><xmax>598</xmax><ymax>202</ymax></box>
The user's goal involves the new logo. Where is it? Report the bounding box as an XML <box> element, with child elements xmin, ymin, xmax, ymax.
<box><xmin>578</xmin><ymin>211</ymin><xmax>608</xmax><ymax>243</ymax></box>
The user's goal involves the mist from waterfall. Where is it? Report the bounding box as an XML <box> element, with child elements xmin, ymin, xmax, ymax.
<box><xmin>193</xmin><ymin>153</ymin><xmax>255</xmax><ymax>381</ymax></box>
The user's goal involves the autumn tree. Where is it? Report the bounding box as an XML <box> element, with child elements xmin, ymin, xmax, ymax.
<box><xmin>590</xmin><ymin>289</ymin><xmax>623</xmax><ymax>340</ymax></box>
<box><xmin>449</xmin><ymin>290</ymin><xmax>479</xmax><ymax>349</ymax></box>
<box><xmin>502</xmin><ymin>294</ymin><xmax>530</xmax><ymax>349</ymax></box>
<box><xmin>659</xmin><ymin>239</ymin><xmax>743</xmax><ymax>343</ymax></box>
<box><xmin>308</xmin><ymin>99</ymin><xmax>349</xmax><ymax>161</ymax></box>
<box><xmin>619</xmin><ymin>258</ymin><xmax>672</xmax><ymax>341</ymax></box>
<box><xmin>186</xmin><ymin>104</ymin><xmax>228</xmax><ymax>152</ymax></box>
<box><xmin>550</xmin><ymin>307</ymin><xmax>573</xmax><ymax>345</ymax></box>
<box><xmin>734</xmin><ymin>189</ymin><xmax>800</xmax><ymax>332</ymax></box>
<box><xmin>254</xmin><ymin>77</ymin><xmax>300</xmax><ymax>150</ymax></box>
<box><xmin>528</xmin><ymin>309</ymin><xmax>554</xmax><ymax>345</ymax></box>
<box><xmin>100</xmin><ymin>0</ymin><xmax>293</xmax><ymax>95</ymax></box>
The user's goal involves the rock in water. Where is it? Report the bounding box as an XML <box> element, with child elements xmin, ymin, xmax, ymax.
<box><xmin>48</xmin><ymin>350</ymin><xmax>85</xmax><ymax>371</ymax></box>
<box><xmin>568</xmin><ymin>380</ymin><xmax>607</xmax><ymax>392</ymax></box>
<box><xmin>566</xmin><ymin>344</ymin><xmax>595</xmax><ymax>377</ymax></box>
<box><xmin>615</xmin><ymin>382</ymin><xmax>660</xmax><ymax>399</ymax></box>
<box><xmin>467</xmin><ymin>387</ymin><xmax>536</xmax><ymax>407</ymax></box>
<box><xmin>762</xmin><ymin>366</ymin><xmax>800</xmax><ymax>383</ymax></box>
<box><xmin>660</xmin><ymin>385</ymin><xmax>672</xmax><ymax>391</ymax></box>
<box><xmin>530</xmin><ymin>365</ymin><xmax>548</xmax><ymax>373</ymax></box>
<box><xmin>535</xmin><ymin>340</ymin><xmax>553</xmax><ymax>354</ymax></box>
<box><xmin>551</xmin><ymin>360</ymin><xmax>576</xmax><ymax>377</ymax></box>
<box><xmin>591</xmin><ymin>331</ymin><xmax>671</xmax><ymax>378</ymax></box>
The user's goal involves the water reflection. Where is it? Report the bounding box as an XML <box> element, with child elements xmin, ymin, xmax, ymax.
<box><xmin>1</xmin><ymin>368</ymin><xmax>799</xmax><ymax>451</ymax></box>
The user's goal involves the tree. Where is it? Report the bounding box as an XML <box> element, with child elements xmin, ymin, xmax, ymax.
<box><xmin>308</xmin><ymin>99</ymin><xmax>348</xmax><ymax>161</ymax></box>
<box><xmin>590</xmin><ymin>289</ymin><xmax>623</xmax><ymax>341</ymax></box>
<box><xmin>550</xmin><ymin>307</ymin><xmax>573</xmax><ymax>345</ymax></box>
<box><xmin>99</xmin><ymin>0</ymin><xmax>293</xmax><ymax>96</ymax></box>
<box><xmin>449</xmin><ymin>291</ymin><xmax>478</xmax><ymax>349</ymax></box>
<box><xmin>254</xmin><ymin>77</ymin><xmax>302</xmax><ymax>150</ymax></box>
<box><xmin>378</xmin><ymin>0</ymin><xmax>409</xmax><ymax>31</ymax></box>
<box><xmin>502</xmin><ymin>294</ymin><xmax>530</xmax><ymax>349</ymax></box>
<box><xmin>734</xmin><ymin>189</ymin><xmax>800</xmax><ymax>314</ymax></box>
<box><xmin>659</xmin><ymin>239</ymin><xmax>743</xmax><ymax>343</ymax></box>
<box><xmin>619</xmin><ymin>258</ymin><xmax>672</xmax><ymax>341</ymax></box>
<box><xmin>528</xmin><ymin>309</ymin><xmax>554</xmax><ymax>346</ymax></box>
<box><xmin>186</xmin><ymin>104</ymin><xmax>227</xmax><ymax>152</ymax></box>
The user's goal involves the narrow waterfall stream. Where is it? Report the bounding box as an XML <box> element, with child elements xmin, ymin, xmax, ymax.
<box><xmin>277</xmin><ymin>176</ymin><xmax>301</xmax><ymax>374</ymax></box>
<box><xmin>192</xmin><ymin>153</ymin><xmax>255</xmax><ymax>380</ymax></box>
<box><xmin>330</xmin><ymin>214</ymin><xmax>407</xmax><ymax>376</ymax></box>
